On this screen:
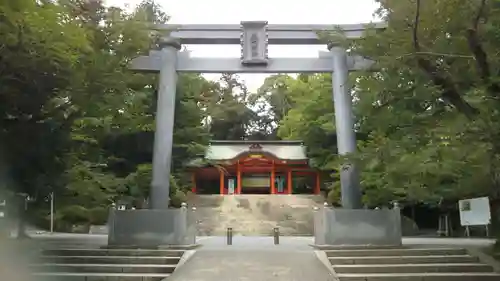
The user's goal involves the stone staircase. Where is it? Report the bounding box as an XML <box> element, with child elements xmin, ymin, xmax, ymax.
<box><xmin>188</xmin><ymin>194</ymin><xmax>324</xmax><ymax>236</ymax></box>
<box><xmin>31</xmin><ymin>247</ymin><xmax>186</xmax><ymax>281</ymax></box>
<box><xmin>324</xmin><ymin>247</ymin><xmax>500</xmax><ymax>280</ymax></box>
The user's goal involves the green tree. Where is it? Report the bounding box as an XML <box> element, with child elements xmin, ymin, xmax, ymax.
<box><xmin>0</xmin><ymin>0</ymin><xmax>90</xmax><ymax>236</ymax></box>
<box><xmin>300</xmin><ymin>0</ymin><xmax>500</xmax><ymax>211</ymax></box>
<box><xmin>60</xmin><ymin>0</ymin><xmax>211</xmax><ymax>215</ymax></box>
<box><xmin>0</xmin><ymin>0</ymin><xmax>213</xmax><ymax>232</ymax></box>
<box><xmin>277</xmin><ymin>74</ymin><xmax>338</xmax><ymax>169</ymax></box>
<box><xmin>250</xmin><ymin>74</ymin><xmax>296</xmax><ymax>140</ymax></box>
<box><xmin>347</xmin><ymin>0</ymin><xmax>500</xmax><ymax>206</ymax></box>
<box><xmin>204</xmin><ymin>74</ymin><xmax>259</xmax><ymax>140</ymax></box>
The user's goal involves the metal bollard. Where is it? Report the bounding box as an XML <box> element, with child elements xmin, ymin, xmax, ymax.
<box><xmin>273</xmin><ymin>227</ymin><xmax>280</xmax><ymax>245</ymax></box>
<box><xmin>227</xmin><ymin>227</ymin><xmax>233</xmax><ymax>245</ymax></box>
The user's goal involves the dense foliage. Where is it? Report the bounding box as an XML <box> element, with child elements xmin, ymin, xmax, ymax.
<box><xmin>1</xmin><ymin>0</ymin><xmax>499</xmax><ymax>239</ymax></box>
<box><xmin>0</xmin><ymin>0</ymin><xmax>265</xmax><ymax>231</ymax></box>
<box><xmin>276</xmin><ymin>1</ymin><xmax>500</xmax><ymax>211</ymax></box>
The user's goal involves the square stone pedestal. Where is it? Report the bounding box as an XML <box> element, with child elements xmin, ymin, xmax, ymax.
<box><xmin>314</xmin><ymin>207</ymin><xmax>402</xmax><ymax>246</ymax></box>
<box><xmin>107</xmin><ymin>208</ymin><xmax>196</xmax><ymax>247</ymax></box>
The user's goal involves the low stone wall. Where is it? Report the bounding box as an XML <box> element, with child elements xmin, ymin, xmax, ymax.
<box><xmin>107</xmin><ymin>207</ymin><xmax>196</xmax><ymax>247</ymax></box>
<box><xmin>314</xmin><ymin>207</ymin><xmax>402</xmax><ymax>246</ymax></box>
<box><xmin>89</xmin><ymin>225</ymin><xmax>108</xmax><ymax>234</ymax></box>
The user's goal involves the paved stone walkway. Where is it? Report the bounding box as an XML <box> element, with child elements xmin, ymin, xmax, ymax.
<box><xmin>197</xmin><ymin>235</ymin><xmax>313</xmax><ymax>250</ymax></box>
<box><xmin>168</xmin><ymin>249</ymin><xmax>336</xmax><ymax>281</ymax></box>
<box><xmin>27</xmin><ymin>233</ymin><xmax>497</xmax><ymax>248</ymax></box>
<box><xmin>166</xmin><ymin>236</ymin><xmax>337</xmax><ymax>280</ymax></box>
<box><xmin>164</xmin><ymin>235</ymin><xmax>497</xmax><ymax>281</ymax></box>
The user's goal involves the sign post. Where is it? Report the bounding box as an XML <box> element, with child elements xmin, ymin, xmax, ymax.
<box><xmin>0</xmin><ymin>199</ymin><xmax>5</xmax><ymax>219</ymax></box>
<box><xmin>458</xmin><ymin>197</ymin><xmax>491</xmax><ymax>237</ymax></box>
<box><xmin>50</xmin><ymin>192</ymin><xmax>54</xmax><ymax>234</ymax></box>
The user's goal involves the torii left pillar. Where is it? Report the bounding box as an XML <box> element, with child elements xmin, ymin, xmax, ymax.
<box><xmin>108</xmin><ymin>38</ymin><xmax>196</xmax><ymax>247</ymax></box>
<box><xmin>150</xmin><ymin>38</ymin><xmax>181</xmax><ymax>209</ymax></box>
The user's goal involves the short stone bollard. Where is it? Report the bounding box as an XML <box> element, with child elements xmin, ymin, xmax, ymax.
<box><xmin>273</xmin><ymin>227</ymin><xmax>280</xmax><ymax>245</ymax></box>
<box><xmin>227</xmin><ymin>227</ymin><xmax>233</xmax><ymax>245</ymax></box>
<box><xmin>393</xmin><ymin>201</ymin><xmax>400</xmax><ymax>209</ymax></box>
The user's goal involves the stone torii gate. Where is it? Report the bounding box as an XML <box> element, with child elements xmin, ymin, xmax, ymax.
<box><xmin>131</xmin><ymin>21</ymin><xmax>386</xmax><ymax>210</ymax></box>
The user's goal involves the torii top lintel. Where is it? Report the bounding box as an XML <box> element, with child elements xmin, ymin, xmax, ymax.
<box><xmin>155</xmin><ymin>21</ymin><xmax>387</xmax><ymax>45</ymax></box>
<box><xmin>130</xmin><ymin>21</ymin><xmax>386</xmax><ymax>73</ymax></box>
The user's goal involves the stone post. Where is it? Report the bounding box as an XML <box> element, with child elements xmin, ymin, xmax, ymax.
<box><xmin>150</xmin><ymin>38</ymin><xmax>181</xmax><ymax>209</ymax></box>
<box><xmin>329</xmin><ymin>45</ymin><xmax>362</xmax><ymax>209</ymax></box>
<box><xmin>392</xmin><ymin>201</ymin><xmax>402</xmax><ymax>241</ymax></box>
<box><xmin>393</xmin><ymin>201</ymin><xmax>400</xmax><ymax>210</ymax></box>
<box><xmin>191</xmin><ymin>207</ymin><xmax>197</xmax><ymax>244</ymax></box>
<box><xmin>313</xmin><ymin>205</ymin><xmax>325</xmax><ymax>245</ymax></box>
<box><xmin>175</xmin><ymin>202</ymin><xmax>188</xmax><ymax>244</ymax></box>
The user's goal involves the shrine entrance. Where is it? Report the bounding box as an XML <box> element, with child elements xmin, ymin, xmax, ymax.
<box><xmin>130</xmin><ymin>21</ymin><xmax>385</xmax><ymax>209</ymax></box>
<box><xmin>188</xmin><ymin>140</ymin><xmax>321</xmax><ymax>195</ymax></box>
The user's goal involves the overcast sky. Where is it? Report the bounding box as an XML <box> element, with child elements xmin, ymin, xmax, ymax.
<box><xmin>105</xmin><ymin>0</ymin><xmax>380</xmax><ymax>91</ymax></box>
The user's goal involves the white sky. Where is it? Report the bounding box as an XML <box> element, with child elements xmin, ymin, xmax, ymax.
<box><xmin>105</xmin><ymin>0</ymin><xmax>380</xmax><ymax>91</ymax></box>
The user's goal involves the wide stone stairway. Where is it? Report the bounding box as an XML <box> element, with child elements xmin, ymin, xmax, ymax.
<box><xmin>189</xmin><ymin>194</ymin><xmax>323</xmax><ymax>236</ymax></box>
<box><xmin>324</xmin><ymin>246</ymin><xmax>500</xmax><ymax>281</ymax></box>
<box><xmin>31</xmin><ymin>247</ymin><xmax>187</xmax><ymax>281</ymax></box>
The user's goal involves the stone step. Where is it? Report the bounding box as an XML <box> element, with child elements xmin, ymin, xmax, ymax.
<box><xmin>30</xmin><ymin>263</ymin><xmax>177</xmax><ymax>274</ymax></box>
<box><xmin>329</xmin><ymin>255</ymin><xmax>479</xmax><ymax>265</ymax></box>
<box><xmin>333</xmin><ymin>263</ymin><xmax>493</xmax><ymax>274</ymax></box>
<box><xmin>336</xmin><ymin>272</ymin><xmax>500</xmax><ymax>281</ymax></box>
<box><xmin>325</xmin><ymin>248</ymin><xmax>466</xmax><ymax>257</ymax></box>
<box><xmin>42</xmin><ymin>248</ymin><xmax>185</xmax><ymax>257</ymax></box>
<box><xmin>314</xmin><ymin>245</ymin><xmax>406</xmax><ymax>250</ymax></box>
<box><xmin>104</xmin><ymin>244</ymin><xmax>199</xmax><ymax>250</ymax></box>
<box><xmin>39</xmin><ymin>255</ymin><xmax>181</xmax><ymax>264</ymax></box>
<box><xmin>33</xmin><ymin>272</ymin><xmax>170</xmax><ymax>281</ymax></box>
<box><xmin>34</xmin><ymin>243</ymin><xmax>105</xmax><ymax>250</ymax></box>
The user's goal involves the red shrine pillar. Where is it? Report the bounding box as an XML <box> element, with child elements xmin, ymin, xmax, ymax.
<box><xmin>219</xmin><ymin>169</ymin><xmax>225</xmax><ymax>195</ymax></box>
<box><xmin>237</xmin><ymin>161</ymin><xmax>242</xmax><ymax>194</ymax></box>
<box><xmin>191</xmin><ymin>173</ymin><xmax>197</xmax><ymax>194</ymax></box>
<box><xmin>314</xmin><ymin>172</ymin><xmax>321</xmax><ymax>195</ymax></box>
<box><xmin>287</xmin><ymin>169</ymin><xmax>292</xmax><ymax>195</ymax></box>
<box><xmin>270</xmin><ymin>161</ymin><xmax>276</xmax><ymax>194</ymax></box>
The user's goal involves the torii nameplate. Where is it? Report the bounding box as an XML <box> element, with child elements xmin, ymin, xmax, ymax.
<box><xmin>240</xmin><ymin>21</ymin><xmax>268</xmax><ymax>66</ymax></box>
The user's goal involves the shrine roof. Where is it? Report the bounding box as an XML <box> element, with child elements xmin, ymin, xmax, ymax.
<box><xmin>210</xmin><ymin>140</ymin><xmax>303</xmax><ymax>145</ymax></box>
<box><xmin>205</xmin><ymin>140</ymin><xmax>307</xmax><ymax>161</ymax></box>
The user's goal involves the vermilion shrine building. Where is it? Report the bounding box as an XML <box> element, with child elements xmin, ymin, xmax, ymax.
<box><xmin>187</xmin><ymin>140</ymin><xmax>322</xmax><ymax>195</ymax></box>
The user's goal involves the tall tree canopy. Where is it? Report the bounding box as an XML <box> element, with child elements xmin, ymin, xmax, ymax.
<box><xmin>3</xmin><ymin>0</ymin><xmax>500</xmax><ymax>242</ymax></box>
<box><xmin>348</xmin><ymin>0</ymin><xmax>500</xmax><ymax>206</ymax></box>
<box><xmin>0</xmin><ymin>0</ymin><xmax>214</xmax><ymax>229</ymax></box>
<box><xmin>262</xmin><ymin>0</ymin><xmax>500</xmax><ymax>210</ymax></box>
<box><xmin>275</xmin><ymin>0</ymin><xmax>500</xmax><ymax>207</ymax></box>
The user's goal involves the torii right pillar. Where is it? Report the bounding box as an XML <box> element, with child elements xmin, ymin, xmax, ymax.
<box><xmin>329</xmin><ymin>45</ymin><xmax>363</xmax><ymax>209</ymax></box>
<box><xmin>315</xmin><ymin>44</ymin><xmax>402</xmax><ymax>247</ymax></box>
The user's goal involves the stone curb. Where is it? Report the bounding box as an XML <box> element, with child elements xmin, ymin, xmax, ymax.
<box><xmin>314</xmin><ymin>250</ymin><xmax>339</xmax><ymax>280</ymax></box>
<box><xmin>466</xmin><ymin>247</ymin><xmax>500</xmax><ymax>273</ymax></box>
<box><xmin>159</xmin><ymin>244</ymin><xmax>201</xmax><ymax>250</ymax></box>
<box><xmin>310</xmin><ymin>244</ymin><xmax>404</xmax><ymax>250</ymax></box>
<box><xmin>173</xmin><ymin>249</ymin><xmax>197</xmax><ymax>273</ymax></box>
<box><xmin>101</xmin><ymin>244</ymin><xmax>201</xmax><ymax>250</ymax></box>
